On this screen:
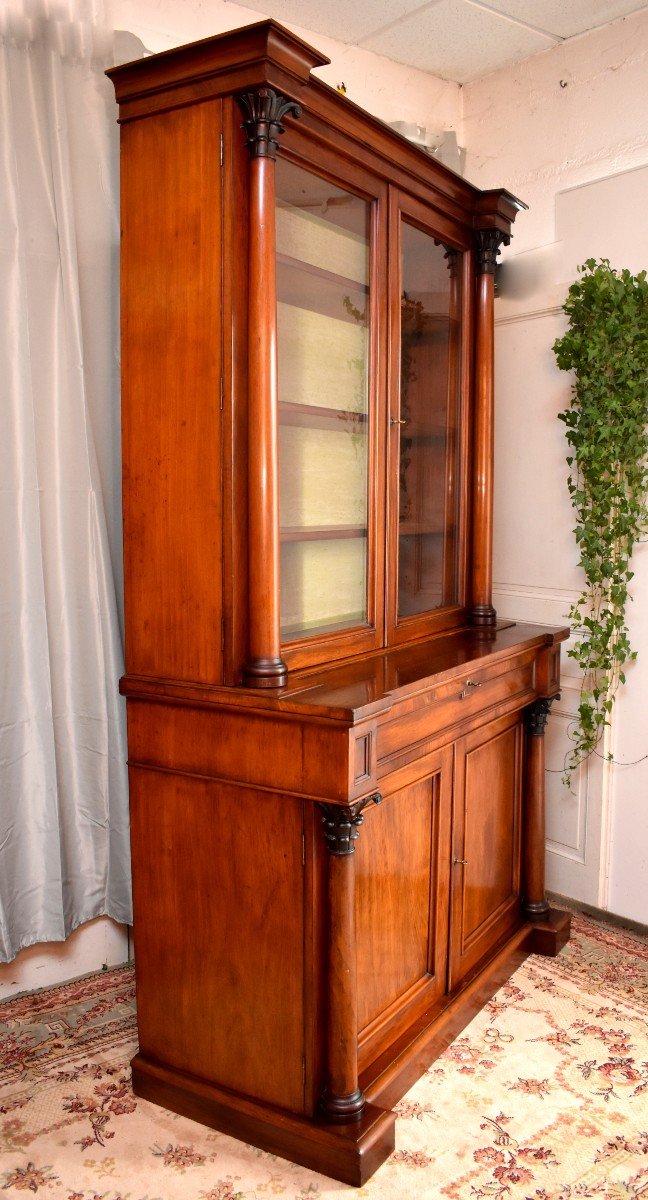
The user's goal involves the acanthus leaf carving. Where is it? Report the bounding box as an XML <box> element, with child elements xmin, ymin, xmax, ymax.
<box><xmin>525</xmin><ymin>697</ymin><xmax>556</xmax><ymax>738</ymax></box>
<box><xmin>474</xmin><ymin>227</ymin><xmax>510</xmax><ymax>275</ymax></box>
<box><xmin>238</xmin><ymin>88</ymin><xmax>302</xmax><ymax>160</ymax></box>
<box><xmin>318</xmin><ymin>794</ymin><xmax>382</xmax><ymax>856</ymax></box>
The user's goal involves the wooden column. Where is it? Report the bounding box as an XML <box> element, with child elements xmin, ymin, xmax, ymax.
<box><xmin>523</xmin><ymin>698</ymin><xmax>553</xmax><ymax>918</ymax></box>
<box><xmin>319</xmin><ymin>796</ymin><xmax>381</xmax><ymax>1120</ymax></box>
<box><xmin>470</xmin><ymin>228</ymin><xmax>509</xmax><ymax>628</ymax></box>
<box><xmin>239</xmin><ymin>89</ymin><xmax>301</xmax><ymax>687</ymax></box>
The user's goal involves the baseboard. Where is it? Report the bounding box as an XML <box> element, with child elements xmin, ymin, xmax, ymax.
<box><xmin>548</xmin><ymin>892</ymin><xmax>648</xmax><ymax>938</ymax></box>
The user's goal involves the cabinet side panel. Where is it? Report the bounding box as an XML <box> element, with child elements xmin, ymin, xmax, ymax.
<box><xmin>120</xmin><ymin>102</ymin><xmax>223</xmax><ymax>683</ymax></box>
<box><xmin>129</xmin><ymin>768</ymin><xmax>305</xmax><ymax>1114</ymax></box>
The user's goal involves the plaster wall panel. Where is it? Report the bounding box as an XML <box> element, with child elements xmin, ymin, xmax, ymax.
<box><xmin>606</xmin><ymin>547</ymin><xmax>648</xmax><ymax>924</ymax></box>
<box><xmin>106</xmin><ymin>0</ymin><xmax>462</xmax><ymax>137</ymax></box>
<box><xmin>463</xmin><ymin>8</ymin><xmax>648</xmax><ymax>254</ymax></box>
<box><xmin>0</xmin><ymin>918</ymin><xmax>129</xmax><ymax>1000</ymax></box>
<box><xmin>465</xmin><ymin>11</ymin><xmax>648</xmax><ymax>921</ymax></box>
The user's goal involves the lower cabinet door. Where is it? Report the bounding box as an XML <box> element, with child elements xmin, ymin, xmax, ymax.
<box><xmin>355</xmin><ymin>746</ymin><xmax>453</xmax><ymax>1070</ymax></box>
<box><xmin>448</xmin><ymin>709</ymin><xmax>524</xmax><ymax>990</ymax></box>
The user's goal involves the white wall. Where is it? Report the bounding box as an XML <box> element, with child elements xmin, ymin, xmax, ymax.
<box><xmin>463</xmin><ymin>8</ymin><xmax>648</xmax><ymax>924</ymax></box>
<box><xmin>105</xmin><ymin>0</ymin><xmax>462</xmax><ymax>135</ymax></box>
<box><xmin>0</xmin><ymin>920</ymin><xmax>129</xmax><ymax>1000</ymax></box>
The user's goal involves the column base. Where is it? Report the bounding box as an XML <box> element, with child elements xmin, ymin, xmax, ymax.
<box><xmin>321</xmin><ymin>1087</ymin><xmax>366</xmax><ymax>1120</ymax></box>
<box><xmin>470</xmin><ymin>604</ymin><xmax>497</xmax><ymax>627</ymax></box>
<box><xmin>243</xmin><ymin>656</ymin><xmax>288</xmax><ymax>688</ymax></box>
<box><xmin>528</xmin><ymin>907</ymin><xmax>572</xmax><ymax>957</ymax></box>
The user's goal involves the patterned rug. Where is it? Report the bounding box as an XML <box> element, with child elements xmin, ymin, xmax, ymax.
<box><xmin>1</xmin><ymin>912</ymin><xmax>647</xmax><ymax>1199</ymax></box>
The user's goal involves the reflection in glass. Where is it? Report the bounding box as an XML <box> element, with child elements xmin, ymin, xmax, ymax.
<box><xmin>275</xmin><ymin>158</ymin><xmax>371</xmax><ymax>642</ymax></box>
<box><xmin>398</xmin><ymin>221</ymin><xmax>462</xmax><ymax>619</ymax></box>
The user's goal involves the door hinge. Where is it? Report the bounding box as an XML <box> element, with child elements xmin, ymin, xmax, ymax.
<box><xmin>219</xmin><ymin>375</ymin><xmax>223</xmax><ymax>410</ymax></box>
<box><xmin>219</xmin><ymin>131</ymin><xmax>224</xmax><ymax>167</ymax></box>
<box><xmin>302</xmin><ymin>832</ymin><xmax>306</xmax><ymax>866</ymax></box>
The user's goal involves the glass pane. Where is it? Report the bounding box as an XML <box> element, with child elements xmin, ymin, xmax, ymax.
<box><xmin>398</xmin><ymin>221</ymin><xmax>462</xmax><ymax>619</ymax></box>
<box><xmin>276</xmin><ymin>158</ymin><xmax>371</xmax><ymax>642</ymax></box>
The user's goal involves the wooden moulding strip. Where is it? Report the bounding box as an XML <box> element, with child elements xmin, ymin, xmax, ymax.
<box><xmin>131</xmin><ymin>1054</ymin><xmax>395</xmax><ymax>1187</ymax></box>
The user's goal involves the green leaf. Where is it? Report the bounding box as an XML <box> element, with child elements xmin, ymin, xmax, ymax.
<box><xmin>553</xmin><ymin>257</ymin><xmax>647</xmax><ymax>785</ymax></box>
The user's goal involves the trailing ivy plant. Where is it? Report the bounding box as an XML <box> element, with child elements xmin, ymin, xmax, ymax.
<box><xmin>553</xmin><ymin>259</ymin><xmax>648</xmax><ymax>784</ymax></box>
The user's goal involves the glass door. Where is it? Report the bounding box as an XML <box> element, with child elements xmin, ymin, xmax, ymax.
<box><xmin>275</xmin><ymin>156</ymin><xmax>383</xmax><ymax>663</ymax></box>
<box><xmin>388</xmin><ymin>196</ymin><xmax>468</xmax><ymax>642</ymax></box>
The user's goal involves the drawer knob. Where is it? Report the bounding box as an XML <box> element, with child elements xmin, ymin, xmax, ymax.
<box><xmin>453</xmin><ymin>858</ymin><xmax>469</xmax><ymax>866</ymax></box>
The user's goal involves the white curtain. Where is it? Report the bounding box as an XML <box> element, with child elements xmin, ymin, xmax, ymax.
<box><xmin>0</xmin><ymin>0</ymin><xmax>132</xmax><ymax>961</ymax></box>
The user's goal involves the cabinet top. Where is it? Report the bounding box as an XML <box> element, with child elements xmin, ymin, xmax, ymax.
<box><xmin>121</xmin><ymin>622</ymin><xmax>568</xmax><ymax>723</ymax></box>
<box><xmin>107</xmin><ymin>19</ymin><xmax>525</xmax><ymax>233</ymax></box>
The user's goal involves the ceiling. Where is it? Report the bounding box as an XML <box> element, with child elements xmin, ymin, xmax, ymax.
<box><xmin>236</xmin><ymin>0</ymin><xmax>648</xmax><ymax>83</ymax></box>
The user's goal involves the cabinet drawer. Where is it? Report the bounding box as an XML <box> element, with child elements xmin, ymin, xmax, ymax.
<box><xmin>379</xmin><ymin>656</ymin><xmax>535</xmax><ymax>762</ymax></box>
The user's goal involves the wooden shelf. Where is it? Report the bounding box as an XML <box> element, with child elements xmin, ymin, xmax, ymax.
<box><xmin>277</xmin><ymin>254</ymin><xmax>368</xmax><ymax>324</ymax></box>
<box><xmin>398</xmin><ymin>522</ymin><xmax>449</xmax><ymax>536</ymax></box>
<box><xmin>281</xmin><ymin>525</ymin><xmax>367</xmax><ymax>543</ymax></box>
<box><xmin>282</xmin><ymin>611</ymin><xmax>367</xmax><ymax>640</ymax></box>
<box><xmin>279</xmin><ymin>401</ymin><xmax>367</xmax><ymax>431</ymax></box>
<box><xmin>278</xmin><ymin>250</ymin><xmax>368</xmax><ymax>294</ymax></box>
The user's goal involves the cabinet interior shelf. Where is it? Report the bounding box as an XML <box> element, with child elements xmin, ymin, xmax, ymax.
<box><xmin>281</xmin><ymin>525</ymin><xmax>367</xmax><ymax>542</ymax></box>
<box><xmin>277</xmin><ymin>250</ymin><xmax>368</xmax><ymax>295</ymax></box>
<box><xmin>279</xmin><ymin>401</ymin><xmax>367</xmax><ymax>431</ymax></box>
<box><xmin>398</xmin><ymin>426</ymin><xmax>447</xmax><ymax>443</ymax></box>
<box><xmin>398</xmin><ymin>522</ymin><xmax>450</xmax><ymax>536</ymax></box>
<box><xmin>281</xmin><ymin>611</ymin><xmax>367</xmax><ymax>639</ymax></box>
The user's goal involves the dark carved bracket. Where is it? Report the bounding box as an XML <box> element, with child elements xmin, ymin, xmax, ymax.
<box><xmin>474</xmin><ymin>228</ymin><xmax>510</xmax><ymax>275</ymax></box>
<box><xmin>318</xmin><ymin>794</ymin><xmax>382</xmax><ymax>856</ymax></box>
<box><xmin>433</xmin><ymin>239</ymin><xmax>460</xmax><ymax>277</ymax></box>
<box><xmin>238</xmin><ymin>88</ymin><xmax>302</xmax><ymax>160</ymax></box>
<box><xmin>525</xmin><ymin>697</ymin><xmax>557</xmax><ymax>738</ymax></box>
<box><xmin>444</xmin><ymin>246</ymin><xmax>460</xmax><ymax>278</ymax></box>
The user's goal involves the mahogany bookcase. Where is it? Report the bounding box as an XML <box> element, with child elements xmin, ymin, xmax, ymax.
<box><xmin>108</xmin><ymin>21</ymin><xmax>570</xmax><ymax>1185</ymax></box>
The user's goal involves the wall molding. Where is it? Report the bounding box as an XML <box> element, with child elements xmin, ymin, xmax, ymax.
<box><xmin>493</xmin><ymin>580</ymin><xmax>579</xmax><ymax>604</ymax></box>
<box><xmin>495</xmin><ymin>303</ymin><xmax>563</xmax><ymax>327</ymax></box>
<box><xmin>545</xmin><ymin>680</ymin><xmax>588</xmax><ymax>865</ymax></box>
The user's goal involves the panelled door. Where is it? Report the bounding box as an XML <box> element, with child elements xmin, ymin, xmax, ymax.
<box><xmin>449</xmin><ymin>710</ymin><xmax>524</xmax><ymax>990</ymax></box>
<box><xmin>354</xmin><ymin>746</ymin><xmax>453</xmax><ymax>1071</ymax></box>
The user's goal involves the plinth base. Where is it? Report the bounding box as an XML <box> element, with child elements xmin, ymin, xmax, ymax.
<box><xmin>131</xmin><ymin>1054</ymin><xmax>395</xmax><ymax>1188</ymax></box>
<box><xmin>132</xmin><ymin>908</ymin><xmax>571</xmax><ymax>1187</ymax></box>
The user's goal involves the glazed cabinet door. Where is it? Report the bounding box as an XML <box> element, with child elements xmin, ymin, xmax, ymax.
<box><xmin>449</xmin><ymin>710</ymin><xmax>523</xmax><ymax>990</ymax></box>
<box><xmin>354</xmin><ymin>746</ymin><xmax>453</xmax><ymax>1074</ymax></box>
<box><xmin>274</xmin><ymin>146</ymin><xmax>388</xmax><ymax>671</ymax></box>
<box><xmin>386</xmin><ymin>190</ymin><xmax>471</xmax><ymax>646</ymax></box>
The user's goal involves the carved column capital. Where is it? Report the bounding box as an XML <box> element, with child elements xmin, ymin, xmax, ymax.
<box><xmin>238</xmin><ymin>88</ymin><xmax>302</xmax><ymax>160</ymax></box>
<box><xmin>525</xmin><ymin>697</ymin><xmax>556</xmax><ymax>738</ymax></box>
<box><xmin>474</xmin><ymin>227</ymin><xmax>510</xmax><ymax>275</ymax></box>
<box><xmin>444</xmin><ymin>245</ymin><xmax>460</xmax><ymax>278</ymax></box>
<box><xmin>318</xmin><ymin>794</ymin><xmax>382</xmax><ymax>856</ymax></box>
